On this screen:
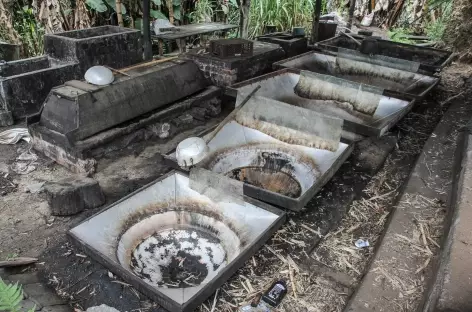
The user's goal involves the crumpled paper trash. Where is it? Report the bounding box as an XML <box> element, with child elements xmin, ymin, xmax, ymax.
<box><xmin>0</xmin><ymin>128</ymin><xmax>30</xmax><ymax>144</ymax></box>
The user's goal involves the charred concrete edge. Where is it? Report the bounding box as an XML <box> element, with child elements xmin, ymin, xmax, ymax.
<box><xmin>67</xmin><ymin>170</ymin><xmax>286</xmax><ymax>312</ymax></box>
<box><xmin>421</xmin><ymin>127</ymin><xmax>470</xmax><ymax>312</ymax></box>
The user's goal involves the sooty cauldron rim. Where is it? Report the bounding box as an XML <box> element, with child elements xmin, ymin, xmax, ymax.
<box><xmin>162</xmin><ymin>125</ymin><xmax>354</xmax><ymax>211</ymax></box>
<box><xmin>68</xmin><ymin>170</ymin><xmax>286</xmax><ymax>312</ymax></box>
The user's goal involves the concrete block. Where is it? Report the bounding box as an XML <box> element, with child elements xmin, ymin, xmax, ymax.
<box><xmin>8</xmin><ymin>272</ymin><xmax>40</xmax><ymax>285</ymax></box>
<box><xmin>44</xmin><ymin>26</ymin><xmax>142</xmax><ymax>73</ymax></box>
<box><xmin>0</xmin><ymin>110</ymin><xmax>13</xmax><ymax>126</ymax></box>
<box><xmin>0</xmin><ymin>57</ymin><xmax>79</xmax><ymax>120</ymax></box>
<box><xmin>19</xmin><ymin>298</ymin><xmax>42</xmax><ymax>311</ymax></box>
<box><xmin>0</xmin><ymin>42</ymin><xmax>20</xmax><ymax>61</ymax></box>
<box><xmin>23</xmin><ymin>283</ymin><xmax>65</xmax><ymax>307</ymax></box>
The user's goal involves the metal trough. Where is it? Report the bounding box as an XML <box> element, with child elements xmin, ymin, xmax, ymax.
<box><xmin>229</xmin><ymin>69</ymin><xmax>416</xmax><ymax>137</ymax></box>
<box><xmin>69</xmin><ymin>171</ymin><xmax>285</xmax><ymax>312</ymax></box>
<box><xmin>166</xmin><ymin>95</ymin><xmax>353</xmax><ymax>211</ymax></box>
<box><xmin>273</xmin><ymin>51</ymin><xmax>439</xmax><ymax>99</ymax></box>
<box><xmin>316</xmin><ymin>35</ymin><xmax>452</xmax><ymax>74</ymax></box>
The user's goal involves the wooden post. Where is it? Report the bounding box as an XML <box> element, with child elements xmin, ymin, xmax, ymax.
<box><xmin>311</xmin><ymin>0</ymin><xmax>322</xmax><ymax>44</ymax></box>
<box><xmin>347</xmin><ymin>0</ymin><xmax>356</xmax><ymax>30</ymax></box>
<box><xmin>167</xmin><ymin>0</ymin><xmax>175</xmax><ymax>24</ymax></box>
<box><xmin>237</xmin><ymin>0</ymin><xmax>251</xmax><ymax>38</ymax></box>
<box><xmin>116</xmin><ymin>0</ymin><xmax>124</xmax><ymax>26</ymax></box>
<box><xmin>143</xmin><ymin>0</ymin><xmax>153</xmax><ymax>60</ymax></box>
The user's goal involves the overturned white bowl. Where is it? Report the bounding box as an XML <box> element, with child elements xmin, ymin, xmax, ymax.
<box><xmin>176</xmin><ymin>137</ymin><xmax>209</xmax><ymax>168</ymax></box>
<box><xmin>84</xmin><ymin>66</ymin><xmax>114</xmax><ymax>86</ymax></box>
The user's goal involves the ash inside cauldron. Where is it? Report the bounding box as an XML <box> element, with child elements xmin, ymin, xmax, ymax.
<box><xmin>131</xmin><ymin>228</ymin><xmax>226</xmax><ymax>288</ymax></box>
<box><xmin>202</xmin><ymin>143</ymin><xmax>320</xmax><ymax>199</ymax></box>
<box><xmin>226</xmin><ymin>150</ymin><xmax>303</xmax><ymax>198</ymax></box>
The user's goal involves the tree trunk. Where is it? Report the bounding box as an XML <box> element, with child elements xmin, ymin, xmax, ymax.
<box><xmin>116</xmin><ymin>0</ymin><xmax>124</xmax><ymax>26</ymax></box>
<box><xmin>311</xmin><ymin>0</ymin><xmax>322</xmax><ymax>43</ymax></box>
<box><xmin>167</xmin><ymin>0</ymin><xmax>174</xmax><ymax>24</ymax></box>
<box><xmin>347</xmin><ymin>0</ymin><xmax>356</xmax><ymax>30</ymax></box>
<box><xmin>142</xmin><ymin>0</ymin><xmax>153</xmax><ymax>60</ymax></box>
<box><xmin>238</xmin><ymin>0</ymin><xmax>250</xmax><ymax>38</ymax></box>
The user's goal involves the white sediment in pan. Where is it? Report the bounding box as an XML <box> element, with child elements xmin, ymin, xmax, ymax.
<box><xmin>295</xmin><ymin>71</ymin><xmax>382</xmax><ymax>115</ymax></box>
<box><xmin>200</xmin><ymin>121</ymin><xmax>349</xmax><ymax>198</ymax></box>
<box><xmin>69</xmin><ymin>172</ymin><xmax>281</xmax><ymax>305</ymax></box>
<box><xmin>278</xmin><ymin>52</ymin><xmax>438</xmax><ymax>94</ymax></box>
<box><xmin>235</xmin><ymin>95</ymin><xmax>343</xmax><ymax>151</ymax></box>
<box><xmin>234</xmin><ymin>71</ymin><xmax>410</xmax><ymax>126</ymax></box>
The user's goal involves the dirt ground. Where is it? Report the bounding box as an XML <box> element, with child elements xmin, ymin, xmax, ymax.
<box><xmin>0</xmin><ymin>122</ymin><xmax>219</xmax><ymax>260</ymax></box>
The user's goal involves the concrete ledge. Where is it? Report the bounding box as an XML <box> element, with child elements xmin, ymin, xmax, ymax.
<box><xmin>433</xmin><ymin>126</ymin><xmax>472</xmax><ymax>311</ymax></box>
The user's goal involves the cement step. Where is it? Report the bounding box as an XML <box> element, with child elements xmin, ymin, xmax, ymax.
<box><xmin>432</xmin><ymin>119</ymin><xmax>472</xmax><ymax>311</ymax></box>
<box><xmin>345</xmin><ymin>96</ymin><xmax>472</xmax><ymax>312</ymax></box>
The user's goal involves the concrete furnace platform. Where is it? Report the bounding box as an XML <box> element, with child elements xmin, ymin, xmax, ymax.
<box><xmin>1</xmin><ymin>26</ymin><xmax>142</xmax><ymax>124</ymax></box>
<box><xmin>29</xmin><ymin>60</ymin><xmax>223</xmax><ymax>174</ymax></box>
<box><xmin>182</xmin><ymin>41</ymin><xmax>285</xmax><ymax>87</ymax></box>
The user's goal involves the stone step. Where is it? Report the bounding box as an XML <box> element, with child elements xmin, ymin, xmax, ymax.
<box><xmin>433</xmin><ymin>119</ymin><xmax>472</xmax><ymax>311</ymax></box>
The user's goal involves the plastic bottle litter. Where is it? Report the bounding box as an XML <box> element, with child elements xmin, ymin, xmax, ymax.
<box><xmin>261</xmin><ymin>280</ymin><xmax>287</xmax><ymax>307</ymax></box>
<box><xmin>355</xmin><ymin>239</ymin><xmax>370</xmax><ymax>248</ymax></box>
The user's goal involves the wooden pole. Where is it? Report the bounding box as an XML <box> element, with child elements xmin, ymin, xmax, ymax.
<box><xmin>116</xmin><ymin>0</ymin><xmax>124</xmax><ymax>26</ymax></box>
<box><xmin>311</xmin><ymin>0</ymin><xmax>323</xmax><ymax>43</ymax></box>
<box><xmin>167</xmin><ymin>0</ymin><xmax>175</xmax><ymax>24</ymax></box>
<box><xmin>142</xmin><ymin>0</ymin><xmax>153</xmax><ymax>60</ymax></box>
<box><xmin>238</xmin><ymin>0</ymin><xmax>251</xmax><ymax>38</ymax></box>
<box><xmin>347</xmin><ymin>0</ymin><xmax>356</xmax><ymax>30</ymax></box>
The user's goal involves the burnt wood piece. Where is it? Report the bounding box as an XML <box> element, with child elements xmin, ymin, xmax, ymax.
<box><xmin>44</xmin><ymin>176</ymin><xmax>105</xmax><ymax>216</ymax></box>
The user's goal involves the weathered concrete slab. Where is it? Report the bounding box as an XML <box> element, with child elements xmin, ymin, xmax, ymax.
<box><xmin>37</xmin><ymin>61</ymin><xmax>208</xmax><ymax>141</ymax></box>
